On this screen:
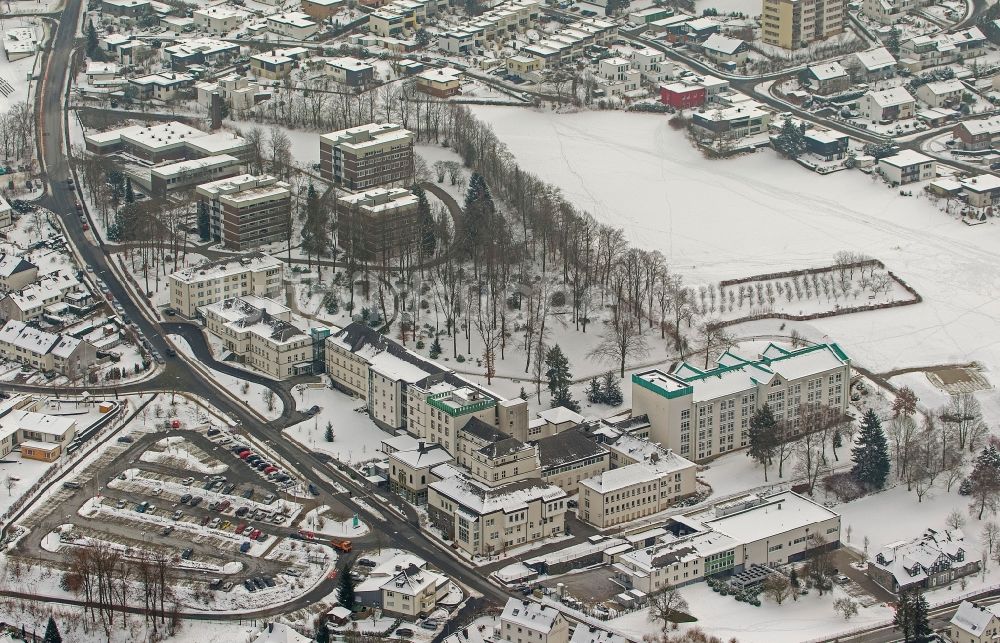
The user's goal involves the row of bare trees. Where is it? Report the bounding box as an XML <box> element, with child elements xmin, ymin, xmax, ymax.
<box><xmin>62</xmin><ymin>542</ymin><xmax>179</xmax><ymax>640</ymax></box>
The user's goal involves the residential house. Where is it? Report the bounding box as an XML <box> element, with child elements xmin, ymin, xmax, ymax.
<box><xmin>192</xmin><ymin>7</ymin><xmax>249</xmax><ymax>34</ymax></box>
<box><xmin>597</xmin><ymin>57</ymin><xmax>641</xmax><ymax>95</ymax></box>
<box><xmin>950</xmin><ymin>601</ymin><xmax>1000</xmax><ymax>643</ymax></box>
<box><xmin>326</xmin><ymin>57</ymin><xmax>375</xmax><ymax>86</ymax></box>
<box><xmin>804</xmin><ymin>128</ymin><xmax>849</xmax><ymax>160</ymax></box>
<box><xmin>878</xmin><ymin>150</ymin><xmax>936</xmax><ymax>185</ymax></box>
<box><xmin>265</xmin><ymin>12</ymin><xmax>319</xmax><ymax>40</ymax></box>
<box><xmin>915</xmin><ymin>78</ymin><xmax>964</xmax><ymax>108</ymax></box>
<box><xmin>868</xmin><ymin>528</ymin><xmax>979</xmax><ymax>593</ymax></box>
<box><xmin>630</xmin><ymin>47</ymin><xmax>673</xmax><ymax>84</ymax></box>
<box><xmin>499</xmin><ymin>599</ymin><xmax>569</xmax><ymax>643</ymax></box>
<box><xmin>0</xmin><ymin>320</ymin><xmax>96</xmax><ymax>376</ymax></box>
<box><xmin>0</xmin><ymin>272</ymin><xmax>82</xmax><ymax>322</ymax></box>
<box><xmin>0</xmin><ymin>255</ymin><xmax>38</xmax><ymax>292</ymax></box>
<box><xmin>415</xmin><ymin>67</ymin><xmax>461</xmax><ymax>97</ymax></box>
<box><xmin>381</xmin><ymin>564</ymin><xmax>450</xmax><ymax>618</ymax></box>
<box><xmin>898</xmin><ymin>27</ymin><xmax>986</xmax><ymax>73</ymax></box>
<box><xmin>690</xmin><ymin>101</ymin><xmax>772</xmax><ymax>141</ymax></box>
<box><xmin>701</xmin><ymin>34</ymin><xmax>748</xmax><ymax>65</ymax></box>
<box><xmin>128</xmin><ymin>73</ymin><xmax>194</xmax><ymax>101</ymax></box>
<box><xmin>806</xmin><ymin>62</ymin><xmax>850</xmax><ymax>95</ymax></box>
<box><xmin>849</xmin><ymin>47</ymin><xmax>897</xmax><ymax>81</ymax></box>
<box><xmin>954</xmin><ymin>115</ymin><xmax>1000</xmax><ymax>150</ymax></box>
<box><xmin>960</xmin><ymin>174</ymin><xmax>1000</xmax><ymax>207</ymax></box>
<box><xmin>389</xmin><ymin>442</ymin><xmax>454</xmax><ymax>504</ymax></box>
<box><xmin>301</xmin><ymin>0</ymin><xmax>344</xmax><ymax>21</ymax></box>
<box><xmin>859</xmin><ymin>86</ymin><xmax>915</xmax><ymax>122</ymax></box>
<box><xmin>660</xmin><ymin>82</ymin><xmax>706</xmax><ymax>109</ymax></box>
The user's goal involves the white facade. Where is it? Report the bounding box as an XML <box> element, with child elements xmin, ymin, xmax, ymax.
<box><xmin>168</xmin><ymin>253</ymin><xmax>283</xmax><ymax>317</ymax></box>
<box><xmin>632</xmin><ymin>343</ymin><xmax>850</xmax><ymax>461</ymax></box>
<box><xmin>500</xmin><ymin>599</ymin><xmax>569</xmax><ymax>643</ymax></box>
<box><xmin>877</xmin><ymin>150</ymin><xmax>936</xmax><ymax>185</ymax></box>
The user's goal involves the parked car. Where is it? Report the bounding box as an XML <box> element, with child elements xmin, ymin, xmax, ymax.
<box><xmin>189</xmin><ymin>496</ymin><xmax>203</xmax><ymax>507</ymax></box>
<box><xmin>252</xmin><ymin>577</ymin><xmax>265</xmax><ymax>590</ymax></box>
<box><xmin>235</xmin><ymin>507</ymin><xmax>249</xmax><ymax>518</ymax></box>
<box><xmin>263</xmin><ymin>577</ymin><xmax>275</xmax><ymax>587</ymax></box>
<box><xmin>240</xmin><ymin>541</ymin><xmax>252</xmax><ymax>554</ymax></box>
<box><xmin>116</xmin><ymin>435</ymin><xmax>133</xmax><ymax>444</ymax></box>
<box><xmin>180</xmin><ymin>494</ymin><xmax>192</xmax><ymax>504</ymax></box>
<box><xmin>173</xmin><ymin>510</ymin><xmax>183</xmax><ymax>520</ymax></box>
<box><xmin>115</xmin><ymin>499</ymin><xmax>127</xmax><ymax>509</ymax></box>
<box><xmin>242</xmin><ymin>488</ymin><xmax>253</xmax><ymax>499</ymax></box>
<box><xmin>161</xmin><ymin>526</ymin><xmax>174</xmax><ymax>536</ymax></box>
<box><xmin>209</xmin><ymin>518</ymin><xmax>221</xmax><ymax>529</ymax></box>
<box><xmin>243</xmin><ymin>579</ymin><xmax>256</xmax><ymax>591</ymax></box>
<box><xmin>308</xmin><ymin>483</ymin><xmax>320</xmax><ymax>496</ymax></box>
<box><xmin>62</xmin><ymin>481</ymin><xmax>81</xmax><ymax>490</ymax></box>
<box><xmin>181</xmin><ymin>548</ymin><xmax>193</xmax><ymax>560</ymax></box>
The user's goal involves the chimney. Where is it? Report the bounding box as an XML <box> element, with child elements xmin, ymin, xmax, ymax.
<box><xmin>418</xmin><ymin>440</ymin><xmax>425</xmax><ymax>452</ymax></box>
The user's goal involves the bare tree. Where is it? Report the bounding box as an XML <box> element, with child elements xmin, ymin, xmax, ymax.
<box><xmin>833</xmin><ymin>597</ymin><xmax>859</xmax><ymax>620</ymax></box>
<box><xmin>696</xmin><ymin>320</ymin><xmax>734</xmax><ymax>370</ymax></box>
<box><xmin>940</xmin><ymin>394</ymin><xmax>988</xmax><ymax>452</ymax></box>
<box><xmin>946</xmin><ymin>508</ymin><xmax>967</xmax><ymax>532</ymax></box>
<box><xmin>763</xmin><ymin>573</ymin><xmax>793</xmax><ymax>605</ymax></box>
<box><xmin>647</xmin><ymin>587</ymin><xmax>689</xmax><ymax>634</ymax></box>
<box><xmin>590</xmin><ymin>305</ymin><xmax>649</xmax><ymax>378</ymax></box>
<box><xmin>983</xmin><ymin>522</ymin><xmax>1000</xmax><ymax>556</ymax></box>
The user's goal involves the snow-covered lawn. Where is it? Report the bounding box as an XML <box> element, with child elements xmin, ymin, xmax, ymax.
<box><xmin>298</xmin><ymin>504</ymin><xmax>370</xmax><ymax>538</ymax></box>
<box><xmin>606</xmin><ymin>581</ymin><xmax>893</xmax><ymax>643</ymax></box>
<box><xmin>139</xmin><ymin>437</ymin><xmax>228</xmax><ymax>475</ymax></box>
<box><xmin>467</xmin><ymin>106</ymin><xmax>1000</xmax><ymax>424</ymax></box>
<box><xmin>285</xmin><ymin>383</ymin><xmax>394</xmax><ymax>464</ymax></box>
<box><xmin>168</xmin><ymin>334</ymin><xmax>283</xmax><ymax>421</ymax></box>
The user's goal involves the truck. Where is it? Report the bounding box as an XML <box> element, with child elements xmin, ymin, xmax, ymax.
<box><xmin>331</xmin><ymin>539</ymin><xmax>352</xmax><ymax>553</ymax></box>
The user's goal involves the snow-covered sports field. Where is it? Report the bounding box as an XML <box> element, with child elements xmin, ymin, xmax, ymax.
<box><xmin>471</xmin><ymin>106</ymin><xmax>1000</xmax><ymax>414</ymax></box>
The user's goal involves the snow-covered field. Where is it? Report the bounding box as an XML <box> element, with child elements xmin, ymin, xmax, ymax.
<box><xmin>607</xmin><ymin>581</ymin><xmax>893</xmax><ymax>643</ymax></box>
<box><xmin>285</xmin><ymin>383</ymin><xmax>394</xmax><ymax>464</ymax></box>
<box><xmin>298</xmin><ymin>504</ymin><xmax>370</xmax><ymax>538</ymax></box>
<box><xmin>468</xmin><ymin>106</ymin><xmax>1000</xmax><ymax>418</ymax></box>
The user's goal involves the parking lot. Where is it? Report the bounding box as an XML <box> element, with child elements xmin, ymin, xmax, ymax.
<box><xmin>15</xmin><ymin>421</ymin><xmax>347</xmax><ymax>608</ymax></box>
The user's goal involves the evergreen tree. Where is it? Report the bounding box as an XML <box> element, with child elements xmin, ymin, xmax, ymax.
<box><xmin>774</xmin><ymin>118</ymin><xmax>806</xmax><ymax>159</ymax></box>
<box><xmin>302</xmin><ymin>183</ymin><xmax>329</xmax><ymax>263</ymax></box>
<box><xmin>429</xmin><ymin>337</ymin><xmax>442</xmax><ymax>359</ymax></box>
<box><xmin>601</xmin><ymin>371</ymin><xmax>623</xmax><ymax>406</ymax></box>
<box><xmin>586</xmin><ymin>377</ymin><xmax>603</xmax><ymax>404</ymax></box>
<box><xmin>851</xmin><ymin>409</ymin><xmax>891</xmax><ymax>490</ymax></box>
<box><xmin>894</xmin><ymin>590</ymin><xmax>931</xmax><ymax>642</ymax></box>
<box><xmin>544</xmin><ymin>345</ymin><xmax>572</xmax><ymax>398</ymax></box>
<box><xmin>412</xmin><ymin>185</ymin><xmax>436</xmax><ymax>258</ymax></box>
<box><xmin>553</xmin><ymin>386</ymin><xmax>580</xmax><ymax>413</ymax></box>
<box><xmin>519</xmin><ymin>386</ymin><xmax>528</xmax><ymax>401</ymax></box>
<box><xmin>124</xmin><ymin>177</ymin><xmax>135</xmax><ymax>204</ymax></box>
<box><xmin>86</xmin><ymin>21</ymin><xmax>99</xmax><ymax>58</ymax></box>
<box><xmin>324</xmin><ymin>422</ymin><xmax>334</xmax><ymax>443</ymax></box>
<box><xmin>463</xmin><ymin>173</ymin><xmax>496</xmax><ymax>257</ymax></box>
<box><xmin>42</xmin><ymin>616</ymin><xmax>61</xmax><ymax>643</ymax></box>
<box><xmin>338</xmin><ymin>563</ymin><xmax>356</xmax><ymax>610</ymax></box>
<box><xmin>968</xmin><ymin>445</ymin><xmax>1000</xmax><ymax>519</ymax></box>
<box><xmin>314</xmin><ymin>619</ymin><xmax>331</xmax><ymax>643</ymax></box>
<box><xmin>748</xmin><ymin>404</ymin><xmax>779</xmax><ymax>481</ymax></box>
<box><xmin>197</xmin><ymin>200</ymin><xmax>211</xmax><ymax>241</ymax></box>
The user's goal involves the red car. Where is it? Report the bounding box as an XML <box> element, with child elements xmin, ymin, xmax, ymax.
<box><xmin>236</xmin><ymin>522</ymin><xmax>246</xmax><ymax>533</ymax></box>
<box><xmin>249</xmin><ymin>529</ymin><xmax>261</xmax><ymax>540</ymax></box>
<box><xmin>238</xmin><ymin>450</ymin><xmax>252</xmax><ymax>459</ymax></box>
<box><xmin>297</xmin><ymin>530</ymin><xmax>315</xmax><ymax>540</ymax></box>
<box><xmin>263</xmin><ymin>466</ymin><xmax>278</xmax><ymax>475</ymax></box>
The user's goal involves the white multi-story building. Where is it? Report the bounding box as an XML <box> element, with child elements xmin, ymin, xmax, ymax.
<box><xmin>877</xmin><ymin>150</ymin><xmax>936</xmax><ymax>185</ymax></box>
<box><xmin>615</xmin><ymin>491</ymin><xmax>841</xmax><ymax>591</ymax></box>
<box><xmin>0</xmin><ymin>255</ymin><xmax>37</xmax><ymax>293</ymax></box>
<box><xmin>200</xmin><ymin>296</ymin><xmax>320</xmax><ymax>380</ymax></box>
<box><xmin>380</xmin><ymin>564</ymin><xmax>450</xmax><ymax>618</ymax></box>
<box><xmin>950</xmin><ymin>601</ymin><xmax>1000</xmax><ymax>643</ymax></box>
<box><xmin>630</xmin><ymin>47</ymin><xmax>675</xmax><ymax>84</ymax></box>
<box><xmin>499</xmin><ymin>599</ymin><xmax>569</xmax><ymax>643</ymax></box>
<box><xmin>597</xmin><ymin>57</ymin><xmax>641</xmax><ymax>96</ymax></box>
<box><xmin>192</xmin><ymin>6</ymin><xmax>249</xmax><ymax>33</ymax></box>
<box><xmin>579</xmin><ymin>437</ymin><xmax>697</xmax><ymax>528</ymax></box>
<box><xmin>860</xmin><ymin>86</ymin><xmax>915</xmax><ymax>122</ymax></box>
<box><xmin>631</xmin><ymin>342</ymin><xmax>850</xmax><ymax>461</ymax></box>
<box><xmin>168</xmin><ymin>253</ymin><xmax>283</xmax><ymax>317</ymax></box>
<box><xmin>0</xmin><ymin>272</ymin><xmax>83</xmax><ymax>322</ymax></box>
<box><xmin>427</xmin><ymin>474</ymin><xmax>567</xmax><ymax>557</ymax></box>
<box><xmin>899</xmin><ymin>27</ymin><xmax>985</xmax><ymax>73</ymax></box>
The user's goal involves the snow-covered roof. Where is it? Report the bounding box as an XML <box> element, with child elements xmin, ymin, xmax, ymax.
<box><xmin>327</xmin><ymin>56</ymin><xmax>373</xmax><ymax>72</ymax></box>
<box><xmin>389</xmin><ymin>444</ymin><xmax>453</xmax><ymax>469</ymax></box>
<box><xmin>866</xmin><ymin>86</ymin><xmax>914</xmax><ymax>108</ymax></box>
<box><xmin>960</xmin><ymin>174</ymin><xmax>1000</xmax><ymax>192</ymax></box>
<box><xmin>380</xmin><ymin>566</ymin><xmax>445</xmax><ymax>597</ymax></box>
<box><xmin>959</xmin><ymin>114</ymin><xmax>1000</xmax><ymax>136</ymax></box>
<box><xmin>0</xmin><ymin>320</ymin><xmax>59</xmax><ymax>355</ymax></box>
<box><xmin>871</xmin><ymin>527</ymin><xmax>968</xmax><ymax>589</ymax></box>
<box><xmin>921</xmin><ymin>79</ymin><xmax>964</xmax><ymax>95</ymax></box>
<box><xmin>501</xmin><ymin>599</ymin><xmax>564</xmax><ymax>634</ymax></box>
<box><xmin>951</xmin><ymin>601</ymin><xmax>1000</xmax><ymax>637</ymax></box>
<box><xmin>0</xmin><ymin>410</ymin><xmax>77</xmax><ymax>437</ymax></box>
<box><xmin>151</xmin><ymin>155</ymin><xmax>239</xmax><ymax>179</ymax></box>
<box><xmin>252</xmin><ymin>623</ymin><xmax>311</xmax><ymax>643</ymax></box>
<box><xmin>808</xmin><ymin>61</ymin><xmax>847</xmax><ymax>81</ymax></box>
<box><xmin>580</xmin><ymin>451</ymin><xmax>694</xmax><ymax>494</ymax></box>
<box><xmin>536</xmin><ymin>428</ymin><xmax>606</xmax><ymax>469</ymax></box>
<box><xmin>569</xmin><ymin>624</ymin><xmax>628</xmax><ymax>643</ymax></box>
<box><xmin>879</xmin><ymin>150</ymin><xmax>934</xmax><ymax>169</ymax></box>
<box><xmin>0</xmin><ymin>254</ymin><xmax>35</xmax><ymax>279</ymax></box>
<box><xmin>701</xmin><ymin>33</ymin><xmax>744</xmax><ymax>55</ymax></box>
<box><xmin>430</xmin><ymin>475</ymin><xmax>565</xmax><ymax>516</ymax></box>
<box><xmin>537</xmin><ymin>406</ymin><xmax>585</xmax><ymax>426</ymax></box>
<box><xmin>169</xmin><ymin>252</ymin><xmax>282</xmax><ymax>285</ymax></box>
<box><xmin>5</xmin><ymin>272</ymin><xmax>78</xmax><ymax>312</ymax></box>
<box><xmin>706</xmin><ymin>491</ymin><xmax>838</xmax><ymax>543</ymax></box>
<box><xmin>853</xmin><ymin>46</ymin><xmax>896</xmax><ymax>71</ymax></box>
<box><xmin>266</xmin><ymin>12</ymin><xmax>317</xmax><ymax>27</ymax></box>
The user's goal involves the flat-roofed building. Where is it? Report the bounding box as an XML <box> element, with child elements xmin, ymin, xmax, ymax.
<box><xmin>415</xmin><ymin>67</ymin><xmax>461</xmax><ymax>97</ymax></box>
<box><xmin>319</xmin><ymin>123</ymin><xmax>414</xmax><ymax>190</ymax></box>
<box><xmin>302</xmin><ymin>0</ymin><xmax>344</xmax><ymax>20</ymax></box>
<box><xmin>168</xmin><ymin>252</ymin><xmax>283</xmax><ymax>316</ymax></box>
<box><xmin>128</xmin><ymin>72</ymin><xmax>194</xmax><ymax>100</ymax></box>
<box><xmin>197</xmin><ymin>174</ymin><xmax>291</xmax><ymax>249</ymax></box>
<box><xmin>192</xmin><ymin>6</ymin><xmax>249</xmax><ymax>33</ymax></box>
<box><xmin>535</xmin><ymin>428</ymin><xmax>609</xmax><ymax>495</ymax></box>
<box><xmin>632</xmin><ymin>342</ymin><xmax>850</xmax><ymax>461</ymax></box>
<box><xmin>150</xmin><ymin>154</ymin><xmax>242</xmax><ymax>197</ymax></box>
<box><xmin>326</xmin><ymin>56</ymin><xmax>375</xmax><ymax>86</ymax></box>
<box><xmin>337</xmin><ymin>187</ymin><xmax>418</xmax><ymax>258</ymax></box>
<box><xmin>266</xmin><ymin>12</ymin><xmax>319</xmax><ymax>39</ymax></box>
